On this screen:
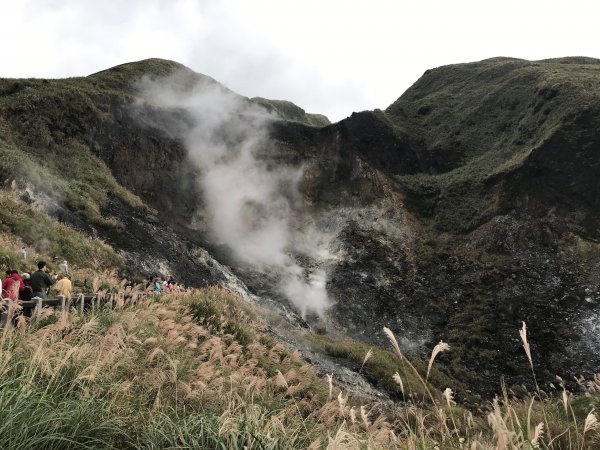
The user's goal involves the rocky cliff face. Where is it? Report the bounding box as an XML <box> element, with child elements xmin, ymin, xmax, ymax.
<box><xmin>1</xmin><ymin>57</ymin><xmax>599</xmax><ymax>398</ymax></box>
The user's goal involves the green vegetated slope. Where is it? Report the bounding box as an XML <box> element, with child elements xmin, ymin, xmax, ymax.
<box><xmin>0</xmin><ymin>69</ymin><xmax>150</xmax><ymax>268</ymax></box>
<box><xmin>383</xmin><ymin>57</ymin><xmax>600</xmax><ymax>234</ymax></box>
<box><xmin>0</xmin><ymin>140</ymin><xmax>124</xmax><ymax>269</ymax></box>
<box><xmin>0</xmin><ymin>59</ymin><xmax>175</xmax><ymax>226</ymax></box>
<box><xmin>0</xmin><ymin>190</ymin><xmax>121</xmax><ymax>270</ymax></box>
<box><xmin>252</xmin><ymin>97</ymin><xmax>331</xmax><ymax>127</ymax></box>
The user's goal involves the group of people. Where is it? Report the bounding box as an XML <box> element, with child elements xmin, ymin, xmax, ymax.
<box><xmin>148</xmin><ymin>275</ymin><xmax>178</xmax><ymax>293</ymax></box>
<box><xmin>3</xmin><ymin>244</ymin><xmax>181</xmax><ymax>309</ymax></box>
<box><xmin>1</xmin><ymin>260</ymin><xmax>72</xmax><ymax>302</ymax></box>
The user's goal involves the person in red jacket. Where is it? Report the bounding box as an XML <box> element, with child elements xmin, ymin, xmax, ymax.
<box><xmin>4</xmin><ymin>271</ymin><xmax>25</xmax><ymax>301</ymax></box>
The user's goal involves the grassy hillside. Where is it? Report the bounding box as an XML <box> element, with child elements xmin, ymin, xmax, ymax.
<box><xmin>252</xmin><ymin>97</ymin><xmax>331</xmax><ymax>127</ymax></box>
<box><xmin>386</xmin><ymin>57</ymin><xmax>600</xmax><ymax>174</ymax></box>
<box><xmin>0</xmin><ymin>69</ymin><xmax>149</xmax><ymax>225</ymax></box>
<box><xmin>383</xmin><ymin>57</ymin><xmax>600</xmax><ymax>233</ymax></box>
<box><xmin>0</xmin><ymin>137</ymin><xmax>143</xmax><ymax>228</ymax></box>
<box><xmin>1</xmin><ymin>286</ymin><xmax>598</xmax><ymax>449</ymax></box>
<box><xmin>0</xmin><ymin>191</ymin><xmax>122</xmax><ymax>270</ymax></box>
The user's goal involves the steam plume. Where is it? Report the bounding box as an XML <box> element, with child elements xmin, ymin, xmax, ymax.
<box><xmin>137</xmin><ymin>71</ymin><xmax>331</xmax><ymax>316</ymax></box>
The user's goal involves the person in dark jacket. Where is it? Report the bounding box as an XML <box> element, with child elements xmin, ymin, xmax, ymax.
<box><xmin>29</xmin><ymin>261</ymin><xmax>54</xmax><ymax>299</ymax></box>
<box><xmin>20</xmin><ymin>273</ymin><xmax>33</xmax><ymax>302</ymax></box>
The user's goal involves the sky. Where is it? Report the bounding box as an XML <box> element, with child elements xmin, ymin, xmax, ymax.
<box><xmin>1</xmin><ymin>0</ymin><xmax>599</xmax><ymax>122</ymax></box>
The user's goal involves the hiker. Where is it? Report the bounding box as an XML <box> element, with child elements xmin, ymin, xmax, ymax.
<box><xmin>58</xmin><ymin>260</ymin><xmax>69</xmax><ymax>274</ymax></box>
<box><xmin>19</xmin><ymin>273</ymin><xmax>33</xmax><ymax>302</ymax></box>
<box><xmin>165</xmin><ymin>277</ymin><xmax>176</xmax><ymax>291</ymax></box>
<box><xmin>19</xmin><ymin>273</ymin><xmax>34</xmax><ymax>317</ymax></box>
<box><xmin>30</xmin><ymin>261</ymin><xmax>55</xmax><ymax>299</ymax></box>
<box><xmin>2</xmin><ymin>270</ymin><xmax>11</xmax><ymax>297</ymax></box>
<box><xmin>54</xmin><ymin>274</ymin><xmax>72</xmax><ymax>299</ymax></box>
<box><xmin>3</xmin><ymin>270</ymin><xmax>25</xmax><ymax>301</ymax></box>
<box><xmin>153</xmin><ymin>277</ymin><xmax>162</xmax><ymax>292</ymax></box>
<box><xmin>122</xmin><ymin>277</ymin><xmax>134</xmax><ymax>300</ymax></box>
<box><xmin>17</xmin><ymin>246</ymin><xmax>27</xmax><ymax>260</ymax></box>
<box><xmin>121</xmin><ymin>276</ymin><xmax>133</xmax><ymax>289</ymax></box>
<box><xmin>123</xmin><ymin>277</ymin><xmax>134</xmax><ymax>291</ymax></box>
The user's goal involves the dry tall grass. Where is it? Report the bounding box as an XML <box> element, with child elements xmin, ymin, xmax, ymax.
<box><xmin>0</xmin><ymin>286</ymin><xmax>598</xmax><ymax>449</ymax></box>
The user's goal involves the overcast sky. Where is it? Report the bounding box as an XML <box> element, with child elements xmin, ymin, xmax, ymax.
<box><xmin>1</xmin><ymin>0</ymin><xmax>599</xmax><ymax>121</ymax></box>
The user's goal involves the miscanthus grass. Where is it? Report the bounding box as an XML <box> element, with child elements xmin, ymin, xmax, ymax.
<box><xmin>0</xmin><ymin>285</ymin><xmax>599</xmax><ymax>449</ymax></box>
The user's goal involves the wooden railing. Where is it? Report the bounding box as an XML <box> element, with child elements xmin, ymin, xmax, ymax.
<box><xmin>0</xmin><ymin>292</ymin><xmax>148</xmax><ymax>326</ymax></box>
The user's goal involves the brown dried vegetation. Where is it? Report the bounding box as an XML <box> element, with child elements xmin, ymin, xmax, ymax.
<box><xmin>0</xmin><ymin>286</ymin><xmax>599</xmax><ymax>448</ymax></box>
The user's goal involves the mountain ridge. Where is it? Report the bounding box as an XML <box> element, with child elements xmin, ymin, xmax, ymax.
<box><xmin>1</xmin><ymin>56</ymin><xmax>599</xmax><ymax>399</ymax></box>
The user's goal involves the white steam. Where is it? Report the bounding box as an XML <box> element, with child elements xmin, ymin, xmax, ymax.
<box><xmin>137</xmin><ymin>72</ymin><xmax>331</xmax><ymax>316</ymax></box>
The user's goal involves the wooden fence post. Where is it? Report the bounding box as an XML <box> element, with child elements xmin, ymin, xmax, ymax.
<box><xmin>35</xmin><ymin>296</ymin><xmax>43</xmax><ymax>319</ymax></box>
<box><xmin>58</xmin><ymin>295</ymin><xmax>66</xmax><ymax>311</ymax></box>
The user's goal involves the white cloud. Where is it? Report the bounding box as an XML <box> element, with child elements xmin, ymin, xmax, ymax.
<box><xmin>1</xmin><ymin>0</ymin><xmax>599</xmax><ymax>121</ymax></box>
